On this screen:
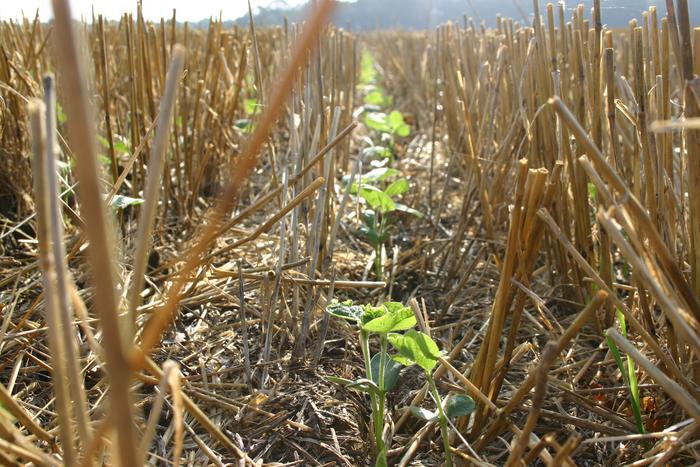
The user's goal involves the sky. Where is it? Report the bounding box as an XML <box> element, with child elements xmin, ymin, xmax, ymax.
<box><xmin>0</xmin><ymin>0</ymin><xmax>308</xmax><ymax>22</ymax></box>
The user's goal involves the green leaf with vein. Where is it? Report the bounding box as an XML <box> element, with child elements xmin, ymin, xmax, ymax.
<box><xmin>370</xmin><ymin>353</ymin><xmax>403</xmax><ymax>392</ymax></box>
<box><xmin>388</xmin><ymin>330</ymin><xmax>442</xmax><ymax>373</ymax></box>
<box><xmin>444</xmin><ymin>394</ymin><xmax>475</xmax><ymax>418</ymax></box>
<box><xmin>362</xmin><ymin>303</ymin><xmax>416</xmax><ymax>334</ymax></box>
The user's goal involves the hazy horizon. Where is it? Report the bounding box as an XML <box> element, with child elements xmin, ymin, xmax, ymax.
<box><xmin>0</xmin><ymin>1</ymin><xmax>695</xmax><ymax>29</ymax></box>
<box><xmin>0</xmin><ymin>0</ymin><xmax>309</xmax><ymax>22</ymax></box>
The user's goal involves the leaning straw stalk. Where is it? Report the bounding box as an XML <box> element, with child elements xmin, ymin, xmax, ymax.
<box><xmin>51</xmin><ymin>0</ymin><xmax>138</xmax><ymax>462</ymax></box>
<box><xmin>1</xmin><ymin>1</ymin><xmax>700</xmax><ymax>464</ymax></box>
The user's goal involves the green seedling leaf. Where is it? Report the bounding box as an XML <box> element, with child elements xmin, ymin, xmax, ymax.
<box><xmin>326</xmin><ymin>300</ymin><xmax>364</xmax><ymax>323</ymax></box>
<box><xmin>109</xmin><ymin>194</ymin><xmax>145</xmax><ymax>209</ymax></box>
<box><xmin>364</xmin><ymin>89</ymin><xmax>384</xmax><ymax>106</ymax></box>
<box><xmin>364</xmin><ymin>112</ymin><xmax>391</xmax><ymax>133</ymax></box>
<box><xmin>382</xmin><ymin>302</ymin><xmax>405</xmax><ymax>313</ymax></box>
<box><xmin>346</xmin><ymin>378</ymin><xmax>381</xmax><ymax>395</ymax></box>
<box><xmin>628</xmin><ymin>358</ymin><xmax>644</xmax><ymax>427</ymax></box>
<box><xmin>392</xmin><ymin>354</ymin><xmax>412</xmax><ymax>366</ymax></box>
<box><xmin>360</xmin><ymin>186</ymin><xmax>396</xmax><ymax>213</ymax></box>
<box><xmin>114</xmin><ymin>136</ymin><xmax>130</xmax><ymax>155</ymax></box>
<box><xmin>362</xmin><ymin>303</ymin><xmax>416</xmax><ymax>333</ymax></box>
<box><xmin>327</xmin><ymin>376</ymin><xmax>354</xmax><ymax>386</ymax></box>
<box><xmin>362</xmin><ymin>167</ymin><xmax>400</xmax><ymax>183</ymax></box>
<box><xmin>375</xmin><ymin>449</ymin><xmax>388</xmax><ymax>467</ymax></box>
<box><xmin>56</xmin><ymin>160</ymin><xmax>70</xmax><ymax>172</ymax></box>
<box><xmin>364</xmin><ymin>89</ymin><xmax>392</xmax><ymax>107</ymax></box>
<box><xmin>98</xmin><ymin>154</ymin><xmax>112</xmax><ymax>167</ymax></box>
<box><xmin>362</xmin><ymin>210</ymin><xmax>377</xmax><ymax>228</ymax></box>
<box><xmin>360</xmin><ymin>304</ymin><xmax>387</xmax><ymax>326</ymax></box>
<box><xmin>395</xmin><ymin>123</ymin><xmax>410</xmax><ymax>137</ymax></box>
<box><xmin>351</xmin><ymin>168</ymin><xmax>401</xmax><ymax>193</ymax></box>
<box><xmin>370</xmin><ymin>159</ymin><xmax>390</xmax><ymax>169</ymax></box>
<box><xmin>388</xmin><ymin>110</ymin><xmax>410</xmax><ymax>136</ymax></box>
<box><xmin>361</xmin><ymin>146</ymin><xmax>392</xmax><ymax>160</ymax></box>
<box><xmin>359</xmin><ymin>210</ymin><xmax>390</xmax><ymax>246</ymax></box>
<box><xmin>410</xmin><ymin>406</ymin><xmax>437</xmax><ymax>421</ymax></box>
<box><xmin>382</xmin><ymin>302</ymin><xmax>417</xmax><ymax>328</ymax></box>
<box><xmin>56</xmin><ymin>102</ymin><xmax>67</xmax><ymax>124</ymax></box>
<box><xmin>388</xmin><ymin>330</ymin><xmax>442</xmax><ymax>373</ymax></box>
<box><xmin>387</xmin><ymin>110</ymin><xmax>404</xmax><ymax>127</ymax></box>
<box><xmin>244</xmin><ymin>98</ymin><xmax>260</xmax><ymax>115</ymax></box>
<box><xmin>384</xmin><ymin>179</ymin><xmax>409</xmax><ymax>197</ymax></box>
<box><xmin>359</xmin><ymin>223</ymin><xmax>388</xmax><ymax>247</ymax></box>
<box><xmin>605</xmin><ymin>313</ymin><xmax>646</xmax><ymax>434</ymax></box>
<box><xmin>588</xmin><ymin>182</ymin><xmax>597</xmax><ymax>200</ymax></box>
<box><xmin>98</xmin><ymin>134</ymin><xmax>130</xmax><ymax>155</ymax></box>
<box><xmin>234</xmin><ymin>118</ymin><xmax>255</xmax><ymax>133</ymax></box>
<box><xmin>360</xmin><ymin>51</ymin><xmax>378</xmax><ymax>85</ymax></box>
<box><xmin>606</xmin><ymin>333</ymin><xmax>627</xmax><ymax>385</ymax></box>
<box><xmin>97</xmin><ymin>134</ymin><xmax>110</xmax><ymax>149</ymax></box>
<box><xmin>616</xmin><ymin>308</ymin><xmax>627</xmax><ymax>336</ymax></box>
<box><xmin>370</xmin><ymin>353</ymin><xmax>403</xmax><ymax>392</ymax></box>
<box><xmin>328</xmin><ymin>376</ymin><xmax>381</xmax><ymax>395</ymax></box>
<box><xmin>394</xmin><ymin>202</ymin><xmax>424</xmax><ymax>218</ymax></box>
<box><xmin>443</xmin><ymin>394</ymin><xmax>475</xmax><ymax>418</ymax></box>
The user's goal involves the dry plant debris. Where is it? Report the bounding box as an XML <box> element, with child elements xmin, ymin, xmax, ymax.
<box><xmin>0</xmin><ymin>0</ymin><xmax>700</xmax><ymax>465</ymax></box>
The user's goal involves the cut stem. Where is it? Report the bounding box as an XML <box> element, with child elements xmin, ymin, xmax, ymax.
<box><xmin>360</xmin><ymin>330</ymin><xmax>385</xmax><ymax>462</ymax></box>
<box><xmin>375</xmin><ymin>244</ymin><xmax>384</xmax><ymax>280</ymax></box>
<box><xmin>428</xmin><ymin>373</ymin><xmax>452</xmax><ymax>467</ymax></box>
<box><xmin>377</xmin><ymin>334</ymin><xmax>388</xmax><ymax>459</ymax></box>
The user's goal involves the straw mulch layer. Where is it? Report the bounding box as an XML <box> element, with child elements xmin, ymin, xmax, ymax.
<box><xmin>1</xmin><ymin>0</ymin><xmax>700</xmax><ymax>465</ymax></box>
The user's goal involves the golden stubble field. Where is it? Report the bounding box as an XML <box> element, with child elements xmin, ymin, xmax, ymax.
<box><xmin>0</xmin><ymin>0</ymin><xmax>699</xmax><ymax>465</ymax></box>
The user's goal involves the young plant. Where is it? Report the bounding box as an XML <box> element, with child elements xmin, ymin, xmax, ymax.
<box><xmin>108</xmin><ymin>194</ymin><xmax>145</xmax><ymax>210</ymax></box>
<box><xmin>364</xmin><ymin>87</ymin><xmax>393</xmax><ymax>109</ymax></box>
<box><xmin>361</xmin><ymin>144</ymin><xmax>393</xmax><ymax>161</ymax></box>
<box><xmin>389</xmin><ymin>330</ymin><xmax>475</xmax><ymax>467</ymax></box>
<box><xmin>605</xmin><ymin>310</ymin><xmax>645</xmax><ymax>434</ymax></box>
<box><xmin>326</xmin><ymin>301</ymin><xmax>417</xmax><ymax>467</ymax></box>
<box><xmin>357</xmin><ymin>51</ymin><xmax>409</xmax><ymax>159</ymax></box>
<box><xmin>364</xmin><ymin>110</ymin><xmax>410</xmax><ymax>138</ymax></box>
<box><xmin>359</xmin><ymin>50</ymin><xmax>379</xmax><ymax>87</ymax></box>
<box><xmin>363</xmin><ymin>109</ymin><xmax>411</xmax><ymax>158</ymax></box>
<box><xmin>234</xmin><ymin>97</ymin><xmax>261</xmax><ymax>133</ymax></box>
<box><xmin>350</xmin><ymin>168</ymin><xmax>422</xmax><ymax>279</ymax></box>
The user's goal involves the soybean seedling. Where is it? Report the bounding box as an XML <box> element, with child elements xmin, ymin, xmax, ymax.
<box><xmin>350</xmin><ymin>168</ymin><xmax>422</xmax><ymax>280</ymax></box>
<box><xmin>326</xmin><ymin>300</ymin><xmax>417</xmax><ymax>467</ymax></box>
<box><xmin>359</xmin><ymin>50</ymin><xmax>379</xmax><ymax>88</ymax></box>
<box><xmin>356</xmin><ymin>52</ymin><xmax>410</xmax><ymax>159</ymax></box>
<box><xmin>364</xmin><ymin>86</ymin><xmax>393</xmax><ymax>110</ymax></box>
<box><xmin>389</xmin><ymin>330</ymin><xmax>475</xmax><ymax>467</ymax></box>
<box><xmin>359</xmin><ymin>86</ymin><xmax>396</xmax><ymax>162</ymax></box>
<box><xmin>364</xmin><ymin>109</ymin><xmax>411</xmax><ymax>158</ymax></box>
<box><xmin>364</xmin><ymin>109</ymin><xmax>410</xmax><ymax>138</ymax></box>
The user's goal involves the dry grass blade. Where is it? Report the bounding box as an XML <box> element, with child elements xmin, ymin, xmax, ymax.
<box><xmin>138</xmin><ymin>360</ymin><xmax>179</xmax><ymax>463</ymax></box>
<box><xmin>505</xmin><ymin>341</ymin><xmax>558</xmax><ymax>466</ymax></box>
<box><xmin>50</xmin><ymin>0</ymin><xmax>137</xmax><ymax>462</ymax></box>
<box><xmin>127</xmin><ymin>45</ymin><xmax>185</xmax><ymax>333</ymax></box>
<box><xmin>0</xmin><ymin>436</ymin><xmax>57</xmax><ymax>467</ymax></box>
<box><xmin>41</xmin><ymin>75</ymin><xmax>92</xmax><ymax>449</ymax></box>
<box><xmin>3</xmin><ymin>1</ymin><xmax>700</xmax><ymax>465</ymax></box>
<box><xmin>477</xmin><ymin>290</ymin><xmax>608</xmax><ymax>449</ymax></box>
<box><xmin>0</xmin><ymin>383</ymin><xmax>53</xmax><ymax>444</ymax></box>
<box><xmin>131</xmin><ymin>0</ymin><xmax>335</xmax><ymax>369</ymax></box>
<box><xmin>143</xmin><ymin>358</ymin><xmax>254</xmax><ymax>463</ymax></box>
<box><xmin>28</xmin><ymin>99</ymin><xmax>76</xmax><ymax>465</ymax></box>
